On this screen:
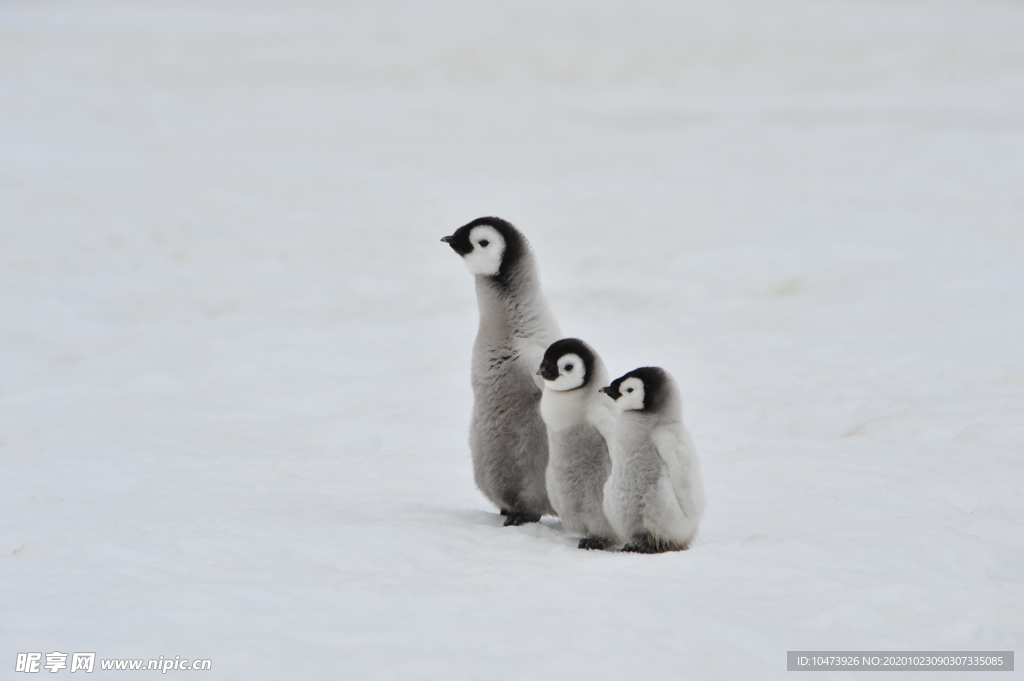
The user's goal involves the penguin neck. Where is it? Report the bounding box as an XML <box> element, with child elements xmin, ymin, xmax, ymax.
<box><xmin>474</xmin><ymin>258</ymin><xmax>558</xmax><ymax>341</ymax></box>
<box><xmin>540</xmin><ymin>385</ymin><xmax>590</xmax><ymax>431</ymax></box>
<box><xmin>619</xmin><ymin>410</ymin><xmax>661</xmax><ymax>433</ymax></box>
<box><xmin>614</xmin><ymin>411</ymin><xmax>663</xmax><ymax>462</ymax></box>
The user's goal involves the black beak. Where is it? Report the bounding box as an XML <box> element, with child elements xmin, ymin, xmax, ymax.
<box><xmin>537</xmin><ymin>363</ymin><xmax>559</xmax><ymax>381</ymax></box>
<box><xmin>442</xmin><ymin>234</ymin><xmax>472</xmax><ymax>255</ymax></box>
<box><xmin>599</xmin><ymin>386</ymin><xmax>620</xmax><ymax>399</ymax></box>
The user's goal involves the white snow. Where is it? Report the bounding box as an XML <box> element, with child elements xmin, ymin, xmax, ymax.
<box><xmin>2</xmin><ymin>0</ymin><xmax>1023</xmax><ymax>678</ymax></box>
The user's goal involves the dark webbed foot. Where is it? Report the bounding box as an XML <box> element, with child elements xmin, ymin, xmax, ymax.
<box><xmin>621</xmin><ymin>541</ymin><xmax>660</xmax><ymax>554</ymax></box>
<box><xmin>503</xmin><ymin>511</ymin><xmax>541</xmax><ymax>526</ymax></box>
<box><xmin>621</xmin><ymin>534</ymin><xmax>688</xmax><ymax>554</ymax></box>
<box><xmin>499</xmin><ymin>508</ymin><xmax>510</xmax><ymax>516</ymax></box>
<box><xmin>577</xmin><ymin>537</ymin><xmax>607</xmax><ymax>551</ymax></box>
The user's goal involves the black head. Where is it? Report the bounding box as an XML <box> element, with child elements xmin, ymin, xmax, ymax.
<box><xmin>440</xmin><ymin>216</ymin><xmax>525</xmax><ymax>280</ymax></box>
<box><xmin>599</xmin><ymin>366</ymin><xmax>669</xmax><ymax>412</ymax></box>
<box><xmin>536</xmin><ymin>338</ymin><xmax>597</xmax><ymax>389</ymax></box>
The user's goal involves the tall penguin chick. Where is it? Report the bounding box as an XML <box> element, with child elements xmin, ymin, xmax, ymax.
<box><xmin>538</xmin><ymin>338</ymin><xmax>619</xmax><ymax>550</ymax></box>
<box><xmin>441</xmin><ymin>217</ymin><xmax>561</xmax><ymax>526</ymax></box>
<box><xmin>599</xmin><ymin>367</ymin><xmax>705</xmax><ymax>553</ymax></box>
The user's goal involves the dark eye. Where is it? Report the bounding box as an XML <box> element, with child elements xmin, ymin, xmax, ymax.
<box><xmin>479</xmin><ymin>240</ymin><xmax>489</xmax><ymax>248</ymax></box>
<box><xmin>626</xmin><ymin>388</ymin><xmax>633</xmax><ymax>393</ymax></box>
<box><xmin>564</xmin><ymin>364</ymin><xmax>573</xmax><ymax>371</ymax></box>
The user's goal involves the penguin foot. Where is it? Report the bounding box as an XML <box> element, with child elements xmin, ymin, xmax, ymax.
<box><xmin>499</xmin><ymin>508</ymin><xmax>510</xmax><ymax>516</ymax></box>
<box><xmin>621</xmin><ymin>534</ymin><xmax>688</xmax><ymax>554</ymax></box>
<box><xmin>577</xmin><ymin>537</ymin><xmax>606</xmax><ymax>551</ymax></box>
<box><xmin>621</xmin><ymin>541</ymin><xmax>660</xmax><ymax>554</ymax></box>
<box><xmin>503</xmin><ymin>512</ymin><xmax>541</xmax><ymax>527</ymax></box>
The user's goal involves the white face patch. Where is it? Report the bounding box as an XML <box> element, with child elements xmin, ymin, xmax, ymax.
<box><xmin>545</xmin><ymin>353</ymin><xmax>586</xmax><ymax>392</ymax></box>
<box><xmin>615</xmin><ymin>377</ymin><xmax>646</xmax><ymax>411</ymax></box>
<box><xmin>460</xmin><ymin>226</ymin><xmax>506</xmax><ymax>276</ymax></box>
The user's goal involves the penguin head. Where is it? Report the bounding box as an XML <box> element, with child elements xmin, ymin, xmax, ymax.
<box><xmin>441</xmin><ymin>217</ymin><xmax>522</xmax><ymax>278</ymax></box>
<box><xmin>599</xmin><ymin>367</ymin><xmax>669</xmax><ymax>412</ymax></box>
<box><xmin>537</xmin><ymin>338</ymin><xmax>597</xmax><ymax>392</ymax></box>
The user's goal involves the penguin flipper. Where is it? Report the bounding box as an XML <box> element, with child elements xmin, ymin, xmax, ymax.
<box><xmin>651</xmin><ymin>423</ymin><xmax>703</xmax><ymax>518</ymax></box>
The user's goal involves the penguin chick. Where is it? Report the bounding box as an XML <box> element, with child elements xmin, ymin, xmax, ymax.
<box><xmin>599</xmin><ymin>367</ymin><xmax>705</xmax><ymax>553</ymax></box>
<box><xmin>441</xmin><ymin>217</ymin><xmax>561</xmax><ymax>526</ymax></box>
<box><xmin>538</xmin><ymin>338</ymin><xmax>619</xmax><ymax>550</ymax></box>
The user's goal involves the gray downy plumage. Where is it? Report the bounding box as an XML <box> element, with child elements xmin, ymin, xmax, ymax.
<box><xmin>600</xmin><ymin>367</ymin><xmax>705</xmax><ymax>552</ymax></box>
<box><xmin>538</xmin><ymin>338</ymin><xmax>619</xmax><ymax>550</ymax></box>
<box><xmin>441</xmin><ymin>217</ymin><xmax>561</xmax><ymax>525</ymax></box>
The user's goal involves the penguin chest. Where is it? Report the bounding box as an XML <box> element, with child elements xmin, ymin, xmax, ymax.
<box><xmin>475</xmin><ymin>349</ymin><xmax>534</xmax><ymax>395</ymax></box>
<box><xmin>547</xmin><ymin>423</ymin><xmax>611</xmax><ymax>521</ymax></box>
<box><xmin>610</xmin><ymin>441</ymin><xmax>663</xmax><ymax>511</ymax></box>
<box><xmin>471</xmin><ymin>345</ymin><xmax>543</xmax><ymax>433</ymax></box>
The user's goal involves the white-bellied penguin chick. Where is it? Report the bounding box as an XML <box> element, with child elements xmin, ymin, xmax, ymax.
<box><xmin>599</xmin><ymin>367</ymin><xmax>705</xmax><ymax>553</ymax></box>
<box><xmin>538</xmin><ymin>338</ymin><xmax>619</xmax><ymax>550</ymax></box>
<box><xmin>441</xmin><ymin>217</ymin><xmax>561</xmax><ymax>526</ymax></box>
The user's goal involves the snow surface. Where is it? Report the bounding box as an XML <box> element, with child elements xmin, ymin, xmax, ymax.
<box><xmin>3</xmin><ymin>1</ymin><xmax>1024</xmax><ymax>678</ymax></box>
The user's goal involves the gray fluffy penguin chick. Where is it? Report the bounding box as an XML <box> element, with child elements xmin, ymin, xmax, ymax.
<box><xmin>599</xmin><ymin>367</ymin><xmax>705</xmax><ymax>553</ymax></box>
<box><xmin>441</xmin><ymin>217</ymin><xmax>561</xmax><ymax>526</ymax></box>
<box><xmin>538</xmin><ymin>338</ymin><xmax>619</xmax><ymax>550</ymax></box>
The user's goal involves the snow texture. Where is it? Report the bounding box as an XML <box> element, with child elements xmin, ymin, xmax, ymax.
<box><xmin>2</xmin><ymin>0</ymin><xmax>1023</xmax><ymax>678</ymax></box>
